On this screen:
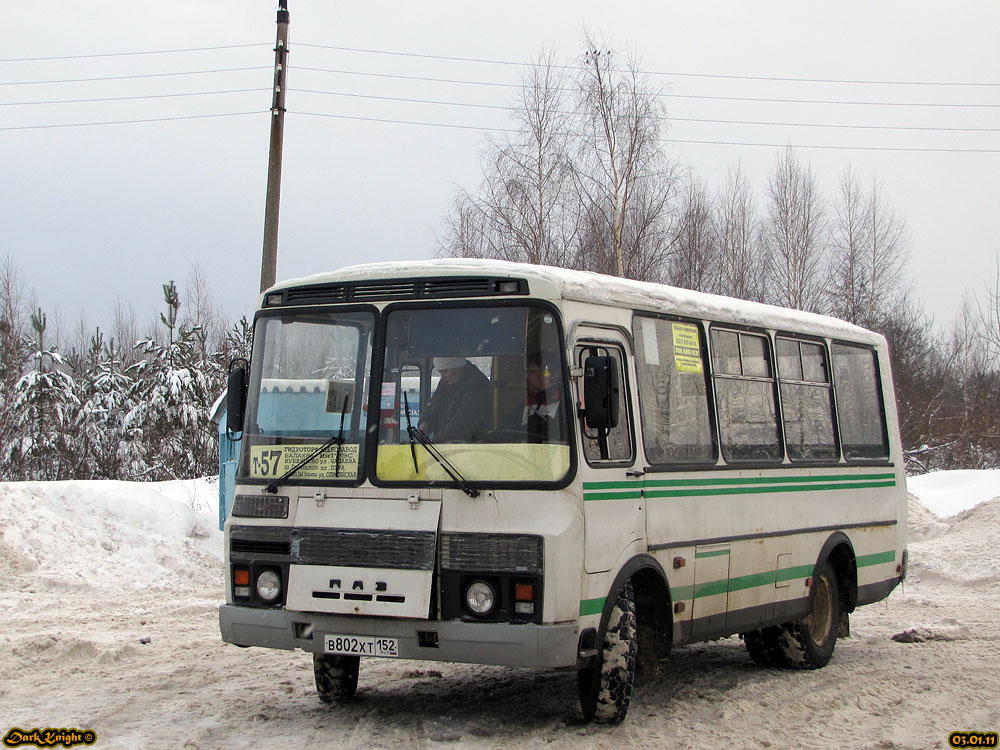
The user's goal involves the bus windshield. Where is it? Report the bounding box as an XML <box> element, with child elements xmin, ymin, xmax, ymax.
<box><xmin>376</xmin><ymin>304</ymin><xmax>571</xmax><ymax>486</ymax></box>
<box><xmin>238</xmin><ymin>310</ymin><xmax>374</xmax><ymax>482</ymax></box>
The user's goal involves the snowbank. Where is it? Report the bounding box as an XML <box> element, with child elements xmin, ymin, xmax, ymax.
<box><xmin>906</xmin><ymin>468</ymin><xmax>1000</xmax><ymax>516</ymax></box>
<box><xmin>0</xmin><ymin>478</ymin><xmax>222</xmax><ymax>594</ymax></box>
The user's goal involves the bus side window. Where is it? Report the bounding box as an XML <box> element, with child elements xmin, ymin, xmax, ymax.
<box><xmin>710</xmin><ymin>328</ymin><xmax>782</xmax><ymax>463</ymax></box>
<box><xmin>632</xmin><ymin>316</ymin><xmax>716</xmax><ymax>466</ymax></box>
<box><xmin>577</xmin><ymin>344</ymin><xmax>633</xmax><ymax>465</ymax></box>
<box><xmin>831</xmin><ymin>343</ymin><xmax>889</xmax><ymax>461</ymax></box>
<box><xmin>776</xmin><ymin>338</ymin><xmax>838</xmax><ymax>461</ymax></box>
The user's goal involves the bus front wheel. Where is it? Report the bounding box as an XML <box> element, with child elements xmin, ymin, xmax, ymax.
<box><xmin>578</xmin><ymin>582</ymin><xmax>637</xmax><ymax>724</ymax></box>
<box><xmin>313</xmin><ymin>653</ymin><xmax>360</xmax><ymax>703</ymax></box>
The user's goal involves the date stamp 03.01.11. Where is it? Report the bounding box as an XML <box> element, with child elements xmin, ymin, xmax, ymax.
<box><xmin>949</xmin><ymin>732</ymin><xmax>999</xmax><ymax>748</ymax></box>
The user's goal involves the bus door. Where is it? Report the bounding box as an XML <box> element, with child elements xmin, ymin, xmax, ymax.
<box><xmin>574</xmin><ymin>334</ymin><xmax>642</xmax><ymax>574</ymax></box>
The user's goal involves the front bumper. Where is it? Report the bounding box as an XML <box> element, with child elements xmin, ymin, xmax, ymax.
<box><xmin>219</xmin><ymin>604</ymin><xmax>579</xmax><ymax>669</ymax></box>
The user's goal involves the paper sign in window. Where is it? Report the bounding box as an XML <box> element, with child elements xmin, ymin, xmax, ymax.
<box><xmin>672</xmin><ymin>323</ymin><xmax>703</xmax><ymax>374</ymax></box>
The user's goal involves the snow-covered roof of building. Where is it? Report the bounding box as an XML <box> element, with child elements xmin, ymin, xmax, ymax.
<box><xmin>266</xmin><ymin>259</ymin><xmax>880</xmax><ymax>344</ymax></box>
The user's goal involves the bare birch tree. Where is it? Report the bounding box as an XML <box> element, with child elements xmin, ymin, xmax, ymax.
<box><xmin>975</xmin><ymin>254</ymin><xmax>1000</xmax><ymax>368</ymax></box>
<box><xmin>829</xmin><ymin>167</ymin><xmax>909</xmax><ymax>325</ymax></box>
<box><xmin>715</xmin><ymin>160</ymin><xmax>767</xmax><ymax>302</ymax></box>
<box><xmin>763</xmin><ymin>147</ymin><xmax>826</xmax><ymax>311</ymax></box>
<box><xmin>828</xmin><ymin>166</ymin><xmax>867</xmax><ymax>322</ymax></box>
<box><xmin>440</xmin><ymin>50</ymin><xmax>575</xmax><ymax>266</ymax></box>
<box><xmin>572</xmin><ymin>35</ymin><xmax>678</xmax><ymax>281</ymax></box>
<box><xmin>667</xmin><ymin>174</ymin><xmax>716</xmax><ymax>292</ymax></box>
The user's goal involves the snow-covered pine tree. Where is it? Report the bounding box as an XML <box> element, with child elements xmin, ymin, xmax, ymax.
<box><xmin>0</xmin><ymin>255</ymin><xmax>30</xmax><ymax>479</ymax></box>
<box><xmin>126</xmin><ymin>282</ymin><xmax>219</xmax><ymax>480</ymax></box>
<box><xmin>13</xmin><ymin>308</ymin><xmax>80</xmax><ymax>480</ymax></box>
<box><xmin>79</xmin><ymin>328</ymin><xmax>142</xmax><ymax>479</ymax></box>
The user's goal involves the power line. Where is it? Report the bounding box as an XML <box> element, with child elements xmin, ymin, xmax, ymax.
<box><xmin>1</xmin><ymin>88</ymin><xmax>270</xmax><ymax>107</ymax></box>
<box><xmin>291</xmin><ymin>87</ymin><xmax>1000</xmax><ymax>133</ymax></box>
<box><xmin>665</xmin><ymin>91</ymin><xmax>1000</xmax><ymax>109</ymax></box>
<box><xmin>294</xmin><ymin>109</ymin><xmax>518</xmax><ymax>134</ymax></box>
<box><xmin>297</xmin><ymin>41</ymin><xmax>1000</xmax><ymax>88</ymax></box>
<box><xmin>295</xmin><ymin>65</ymin><xmax>520</xmax><ymax>91</ymax></box>
<box><xmin>0</xmin><ymin>43</ymin><xmax>269</xmax><ymax>63</ymax></box>
<box><xmin>0</xmin><ymin>110</ymin><xmax>265</xmax><ymax>131</ymax></box>
<box><xmin>6</xmin><ymin>38</ymin><xmax>995</xmax><ymax>89</ymax></box>
<box><xmin>0</xmin><ymin>66</ymin><xmax>271</xmax><ymax>87</ymax></box>
<box><xmin>292</xmin><ymin>110</ymin><xmax>1000</xmax><ymax>153</ymax></box>
<box><xmin>2</xmin><ymin>40</ymin><xmax>994</xmax><ymax>147</ymax></box>
<box><xmin>294</xmin><ymin>65</ymin><xmax>1000</xmax><ymax>109</ymax></box>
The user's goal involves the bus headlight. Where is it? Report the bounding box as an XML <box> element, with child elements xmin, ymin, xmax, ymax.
<box><xmin>256</xmin><ymin>569</ymin><xmax>282</xmax><ymax>602</ymax></box>
<box><xmin>465</xmin><ymin>580</ymin><xmax>496</xmax><ymax>616</ymax></box>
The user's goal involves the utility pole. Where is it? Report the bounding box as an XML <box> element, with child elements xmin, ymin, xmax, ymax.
<box><xmin>260</xmin><ymin>0</ymin><xmax>289</xmax><ymax>293</ymax></box>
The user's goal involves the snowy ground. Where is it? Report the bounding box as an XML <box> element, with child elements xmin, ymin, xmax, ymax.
<box><xmin>2</xmin><ymin>471</ymin><xmax>999</xmax><ymax>750</ymax></box>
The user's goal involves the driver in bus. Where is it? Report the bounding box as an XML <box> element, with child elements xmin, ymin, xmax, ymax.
<box><xmin>418</xmin><ymin>357</ymin><xmax>491</xmax><ymax>442</ymax></box>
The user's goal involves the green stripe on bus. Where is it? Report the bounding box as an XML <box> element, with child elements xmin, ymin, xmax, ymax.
<box><xmin>671</xmin><ymin>553</ymin><xmax>893</xmax><ymax>601</ymax></box>
<box><xmin>582</xmin><ymin>549</ymin><xmax>895</xmax><ymax>617</ymax></box>
<box><xmin>856</xmin><ymin>550</ymin><xmax>896</xmax><ymax>567</ymax></box>
<box><xmin>583</xmin><ymin>481</ymin><xmax>643</xmax><ymax>490</ymax></box>
<box><xmin>642</xmin><ymin>481</ymin><xmax>896</xmax><ymax>500</ymax></box>
<box><xmin>582</xmin><ymin>473</ymin><xmax>896</xmax><ymax>501</ymax></box>
<box><xmin>643</xmin><ymin>473</ymin><xmax>895</xmax><ymax>488</ymax></box>
<box><xmin>583</xmin><ymin>473</ymin><xmax>895</xmax><ymax>492</ymax></box>
<box><xmin>727</xmin><ymin>564</ymin><xmax>816</xmax><ymax>593</ymax></box>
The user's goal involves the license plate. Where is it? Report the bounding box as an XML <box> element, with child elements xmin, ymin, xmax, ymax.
<box><xmin>324</xmin><ymin>634</ymin><xmax>399</xmax><ymax>657</ymax></box>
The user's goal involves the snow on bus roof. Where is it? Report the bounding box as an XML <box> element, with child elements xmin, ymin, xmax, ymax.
<box><xmin>268</xmin><ymin>259</ymin><xmax>879</xmax><ymax>344</ymax></box>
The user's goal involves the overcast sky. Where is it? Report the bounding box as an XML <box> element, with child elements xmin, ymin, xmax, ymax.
<box><xmin>3</xmin><ymin>1</ymin><xmax>998</xmax><ymax>343</ymax></box>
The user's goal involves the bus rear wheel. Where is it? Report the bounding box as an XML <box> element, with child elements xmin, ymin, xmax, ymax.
<box><xmin>313</xmin><ymin>653</ymin><xmax>360</xmax><ymax>703</ymax></box>
<box><xmin>778</xmin><ymin>561</ymin><xmax>840</xmax><ymax>669</ymax></box>
<box><xmin>742</xmin><ymin>626</ymin><xmax>788</xmax><ymax>667</ymax></box>
<box><xmin>578</xmin><ymin>582</ymin><xmax>637</xmax><ymax>724</ymax></box>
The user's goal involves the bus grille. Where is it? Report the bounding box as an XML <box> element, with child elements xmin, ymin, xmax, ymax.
<box><xmin>229</xmin><ymin>526</ymin><xmax>435</xmax><ymax>570</ymax></box>
<box><xmin>293</xmin><ymin>528</ymin><xmax>436</xmax><ymax>570</ymax></box>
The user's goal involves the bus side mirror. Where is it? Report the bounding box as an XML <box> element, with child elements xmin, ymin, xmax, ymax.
<box><xmin>227</xmin><ymin>359</ymin><xmax>249</xmax><ymax>437</ymax></box>
<box><xmin>583</xmin><ymin>355</ymin><xmax>619</xmax><ymax>430</ymax></box>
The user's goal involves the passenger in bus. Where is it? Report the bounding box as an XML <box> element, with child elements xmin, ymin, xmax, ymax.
<box><xmin>522</xmin><ymin>356</ymin><xmax>564</xmax><ymax>443</ymax></box>
<box><xmin>418</xmin><ymin>357</ymin><xmax>491</xmax><ymax>442</ymax></box>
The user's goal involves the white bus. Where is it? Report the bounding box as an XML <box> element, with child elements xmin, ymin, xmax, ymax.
<box><xmin>220</xmin><ymin>259</ymin><xmax>907</xmax><ymax>724</ymax></box>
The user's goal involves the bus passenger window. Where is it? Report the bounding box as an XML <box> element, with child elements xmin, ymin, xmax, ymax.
<box><xmin>777</xmin><ymin>338</ymin><xmax>837</xmax><ymax>461</ymax></box>
<box><xmin>831</xmin><ymin>343</ymin><xmax>889</xmax><ymax>461</ymax></box>
<box><xmin>711</xmin><ymin>329</ymin><xmax>781</xmax><ymax>463</ymax></box>
<box><xmin>632</xmin><ymin>316</ymin><xmax>715</xmax><ymax>465</ymax></box>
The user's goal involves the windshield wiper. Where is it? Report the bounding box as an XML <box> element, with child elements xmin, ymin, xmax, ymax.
<box><xmin>402</xmin><ymin>389</ymin><xmax>419</xmax><ymax>474</ymax></box>
<box><xmin>265</xmin><ymin>395</ymin><xmax>349</xmax><ymax>493</ymax></box>
<box><xmin>406</xmin><ymin>425</ymin><xmax>480</xmax><ymax>498</ymax></box>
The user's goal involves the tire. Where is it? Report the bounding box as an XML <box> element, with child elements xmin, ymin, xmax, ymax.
<box><xmin>777</xmin><ymin>561</ymin><xmax>840</xmax><ymax>669</ymax></box>
<box><xmin>578</xmin><ymin>582</ymin><xmax>637</xmax><ymax>725</ymax></box>
<box><xmin>742</xmin><ymin>625</ymin><xmax>789</xmax><ymax>667</ymax></box>
<box><xmin>313</xmin><ymin>653</ymin><xmax>360</xmax><ymax>703</ymax></box>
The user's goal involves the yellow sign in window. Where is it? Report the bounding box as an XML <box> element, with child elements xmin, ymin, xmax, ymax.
<box><xmin>672</xmin><ymin>323</ymin><xmax>703</xmax><ymax>374</ymax></box>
